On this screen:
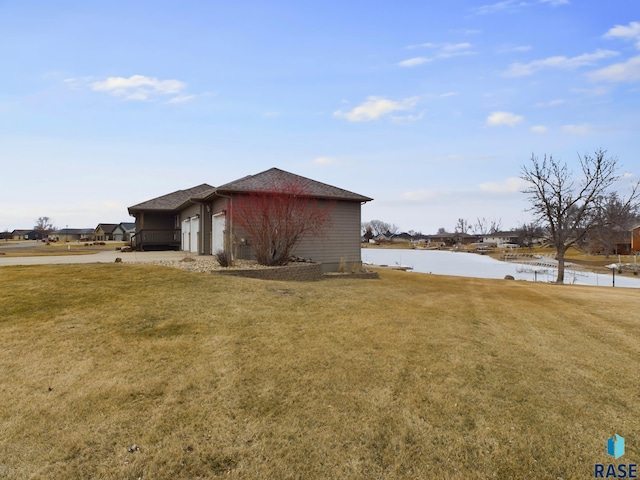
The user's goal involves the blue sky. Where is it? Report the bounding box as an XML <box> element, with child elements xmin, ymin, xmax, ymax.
<box><xmin>1</xmin><ymin>0</ymin><xmax>639</xmax><ymax>233</ymax></box>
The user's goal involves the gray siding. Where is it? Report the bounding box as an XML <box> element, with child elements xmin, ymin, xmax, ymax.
<box><xmin>203</xmin><ymin>197</ymin><xmax>229</xmax><ymax>255</ymax></box>
<box><xmin>229</xmin><ymin>199</ymin><xmax>361</xmax><ymax>272</ymax></box>
<box><xmin>294</xmin><ymin>200</ymin><xmax>362</xmax><ymax>272</ymax></box>
<box><xmin>179</xmin><ymin>203</ymin><xmax>200</xmax><ymax>222</ymax></box>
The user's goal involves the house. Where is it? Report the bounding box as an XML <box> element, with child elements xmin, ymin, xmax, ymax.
<box><xmin>11</xmin><ymin>229</ymin><xmax>44</xmax><ymax>240</ymax></box>
<box><xmin>113</xmin><ymin>222</ymin><xmax>136</xmax><ymax>242</ymax></box>
<box><xmin>127</xmin><ymin>183</ymin><xmax>214</xmax><ymax>251</ymax></box>
<box><xmin>390</xmin><ymin>232</ymin><xmax>412</xmax><ymax>243</ymax></box>
<box><xmin>0</xmin><ymin>231</ymin><xmax>11</xmax><ymax>240</ymax></box>
<box><xmin>128</xmin><ymin>168</ymin><xmax>373</xmax><ymax>272</ymax></box>
<box><xmin>94</xmin><ymin>223</ymin><xmax>118</xmax><ymax>241</ymax></box>
<box><xmin>94</xmin><ymin>222</ymin><xmax>135</xmax><ymax>241</ymax></box>
<box><xmin>426</xmin><ymin>232</ymin><xmax>477</xmax><ymax>247</ymax></box>
<box><xmin>481</xmin><ymin>231</ymin><xmax>522</xmax><ymax>247</ymax></box>
<box><xmin>52</xmin><ymin>228</ymin><xmax>95</xmax><ymax>242</ymax></box>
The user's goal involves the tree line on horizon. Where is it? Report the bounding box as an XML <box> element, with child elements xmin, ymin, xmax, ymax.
<box><xmin>364</xmin><ymin>149</ymin><xmax>640</xmax><ymax>284</ymax></box>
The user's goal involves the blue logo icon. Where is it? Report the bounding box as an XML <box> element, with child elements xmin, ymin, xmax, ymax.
<box><xmin>608</xmin><ymin>434</ymin><xmax>625</xmax><ymax>459</ymax></box>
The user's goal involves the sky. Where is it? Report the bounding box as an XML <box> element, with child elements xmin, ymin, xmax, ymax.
<box><xmin>1</xmin><ymin>0</ymin><xmax>639</xmax><ymax>234</ymax></box>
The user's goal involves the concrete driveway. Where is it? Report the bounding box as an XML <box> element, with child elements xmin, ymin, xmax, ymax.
<box><xmin>0</xmin><ymin>250</ymin><xmax>187</xmax><ymax>267</ymax></box>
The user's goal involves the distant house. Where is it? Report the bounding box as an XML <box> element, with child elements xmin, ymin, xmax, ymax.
<box><xmin>94</xmin><ymin>223</ymin><xmax>118</xmax><ymax>241</ymax></box>
<box><xmin>390</xmin><ymin>232</ymin><xmax>412</xmax><ymax>243</ymax></box>
<box><xmin>128</xmin><ymin>168</ymin><xmax>372</xmax><ymax>272</ymax></box>
<box><xmin>426</xmin><ymin>232</ymin><xmax>455</xmax><ymax>246</ymax></box>
<box><xmin>52</xmin><ymin>228</ymin><xmax>95</xmax><ymax>242</ymax></box>
<box><xmin>113</xmin><ymin>222</ymin><xmax>136</xmax><ymax>242</ymax></box>
<box><xmin>0</xmin><ymin>231</ymin><xmax>11</xmax><ymax>240</ymax></box>
<box><xmin>11</xmin><ymin>229</ymin><xmax>44</xmax><ymax>240</ymax></box>
<box><xmin>481</xmin><ymin>231</ymin><xmax>521</xmax><ymax>247</ymax></box>
<box><xmin>427</xmin><ymin>232</ymin><xmax>477</xmax><ymax>246</ymax></box>
<box><xmin>94</xmin><ymin>223</ymin><xmax>135</xmax><ymax>242</ymax></box>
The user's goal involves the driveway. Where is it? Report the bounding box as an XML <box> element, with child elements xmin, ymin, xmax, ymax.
<box><xmin>0</xmin><ymin>250</ymin><xmax>187</xmax><ymax>267</ymax></box>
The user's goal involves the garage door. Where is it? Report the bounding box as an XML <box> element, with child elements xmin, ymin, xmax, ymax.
<box><xmin>212</xmin><ymin>213</ymin><xmax>225</xmax><ymax>253</ymax></box>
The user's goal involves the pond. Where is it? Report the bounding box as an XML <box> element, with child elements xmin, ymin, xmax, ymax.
<box><xmin>361</xmin><ymin>248</ymin><xmax>640</xmax><ymax>289</ymax></box>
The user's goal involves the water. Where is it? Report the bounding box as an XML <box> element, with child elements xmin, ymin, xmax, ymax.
<box><xmin>361</xmin><ymin>248</ymin><xmax>640</xmax><ymax>289</ymax></box>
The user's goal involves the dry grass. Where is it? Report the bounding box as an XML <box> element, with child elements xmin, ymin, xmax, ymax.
<box><xmin>0</xmin><ymin>242</ymin><xmax>126</xmax><ymax>257</ymax></box>
<box><xmin>1</xmin><ymin>264</ymin><xmax>639</xmax><ymax>479</ymax></box>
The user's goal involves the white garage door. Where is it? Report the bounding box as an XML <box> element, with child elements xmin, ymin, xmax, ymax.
<box><xmin>190</xmin><ymin>216</ymin><xmax>199</xmax><ymax>253</ymax></box>
<box><xmin>212</xmin><ymin>213</ymin><xmax>225</xmax><ymax>253</ymax></box>
<box><xmin>181</xmin><ymin>217</ymin><xmax>199</xmax><ymax>253</ymax></box>
<box><xmin>181</xmin><ymin>218</ymin><xmax>190</xmax><ymax>251</ymax></box>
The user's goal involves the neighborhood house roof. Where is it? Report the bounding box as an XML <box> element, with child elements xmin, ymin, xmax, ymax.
<box><xmin>118</xmin><ymin>222</ymin><xmax>136</xmax><ymax>231</ymax></box>
<box><xmin>95</xmin><ymin>223</ymin><xmax>118</xmax><ymax>234</ymax></box>
<box><xmin>54</xmin><ymin>228</ymin><xmax>95</xmax><ymax>235</ymax></box>
<box><xmin>482</xmin><ymin>231</ymin><xmax>519</xmax><ymax>237</ymax></box>
<box><xmin>128</xmin><ymin>184</ymin><xmax>214</xmax><ymax>213</ymax></box>
<box><xmin>128</xmin><ymin>169</ymin><xmax>372</xmax><ymax>215</ymax></box>
<box><xmin>212</xmin><ymin>168</ymin><xmax>373</xmax><ymax>202</ymax></box>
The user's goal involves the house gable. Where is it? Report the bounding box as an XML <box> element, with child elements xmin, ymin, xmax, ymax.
<box><xmin>210</xmin><ymin>168</ymin><xmax>372</xmax><ymax>202</ymax></box>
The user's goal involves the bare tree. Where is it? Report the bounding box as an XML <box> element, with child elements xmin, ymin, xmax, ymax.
<box><xmin>454</xmin><ymin>218</ymin><xmax>471</xmax><ymax>234</ymax></box>
<box><xmin>474</xmin><ymin>217</ymin><xmax>503</xmax><ymax>235</ymax></box>
<box><xmin>362</xmin><ymin>220</ymin><xmax>396</xmax><ymax>237</ymax></box>
<box><xmin>361</xmin><ymin>223</ymin><xmax>374</xmax><ymax>241</ymax></box>
<box><xmin>232</xmin><ymin>180</ymin><xmax>334</xmax><ymax>266</ymax></box>
<box><xmin>34</xmin><ymin>216</ymin><xmax>56</xmax><ymax>235</ymax></box>
<box><xmin>585</xmin><ymin>192</ymin><xmax>639</xmax><ymax>257</ymax></box>
<box><xmin>521</xmin><ymin>149</ymin><xmax>639</xmax><ymax>283</ymax></box>
<box><xmin>517</xmin><ymin>222</ymin><xmax>546</xmax><ymax>248</ymax></box>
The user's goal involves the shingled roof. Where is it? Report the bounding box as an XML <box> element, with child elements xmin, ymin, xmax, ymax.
<box><xmin>202</xmin><ymin>168</ymin><xmax>372</xmax><ymax>202</ymax></box>
<box><xmin>95</xmin><ymin>223</ymin><xmax>118</xmax><ymax>234</ymax></box>
<box><xmin>128</xmin><ymin>184</ymin><xmax>214</xmax><ymax>213</ymax></box>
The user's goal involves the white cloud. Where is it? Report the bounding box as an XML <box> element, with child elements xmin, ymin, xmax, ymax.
<box><xmin>473</xmin><ymin>0</ymin><xmax>567</xmax><ymax>15</ymax></box>
<box><xmin>402</xmin><ymin>189</ymin><xmax>440</xmax><ymax>202</ymax></box>
<box><xmin>89</xmin><ymin>74</ymin><xmax>188</xmax><ymax>101</ymax></box>
<box><xmin>391</xmin><ymin>112</ymin><xmax>425</xmax><ymax>124</ymax></box>
<box><xmin>562</xmin><ymin>124</ymin><xmax>591</xmax><ymax>135</ymax></box>
<box><xmin>399</xmin><ymin>43</ymin><xmax>474</xmax><ymax>66</ymax></box>
<box><xmin>533</xmin><ymin>99</ymin><xmax>565</xmax><ymax>107</ymax></box>
<box><xmin>486</xmin><ymin>111</ymin><xmax>524</xmax><ymax>127</ymax></box>
<box><xmin>504</xmin><ymin>49</ymin><xmax>619</xmax><ymax>77</ymax></box>
<box><xmin>312</xmin><ymin>156</ymin><xmax>340</xmax><ymax>165</ymax></box>
<box><xmin>479</xmin><ymin>177</ymin><xmax>528</xmax><ymax>193</ymax></box>
<box><xmin>604</xmin><ymin>21</ymin><xmax>640</xmax><ymax>48</ymax></box>
<box><xmin>530</xmin><ymin>125</ymin><xmax>548</xmax><ymax>133</ymax></box>
<box><xmin>472</xmin><ymin>1</ymin><xmax>519</xmax><ymax>15</ymax></box>
<box><xmin>334</xmin><ymin>96</ymin><xmax>419</xmax><ymax>122</ymax></box>
<box><xmin>571</xmin><ymin>86</ymin><xmax>611</xmax><ymax>96</ymax></box>
<box><xmin>167</xmin><ymin>94</ymin><xmax>196</xmax><ymax>104</ymax></box>
<box><xmin>589</xmin><ymin>55</ymin><xmax>640</xmax><ymax>83</ymax></box>
<box><xmin>500</xmin><ymin>45</ymin><xmax>533</xmax><ymax>54</ymax></box>
<box><xmin>399</xmin><ymin>57</ymin><xmax>429</xmax><ymax>67</ymax></box>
